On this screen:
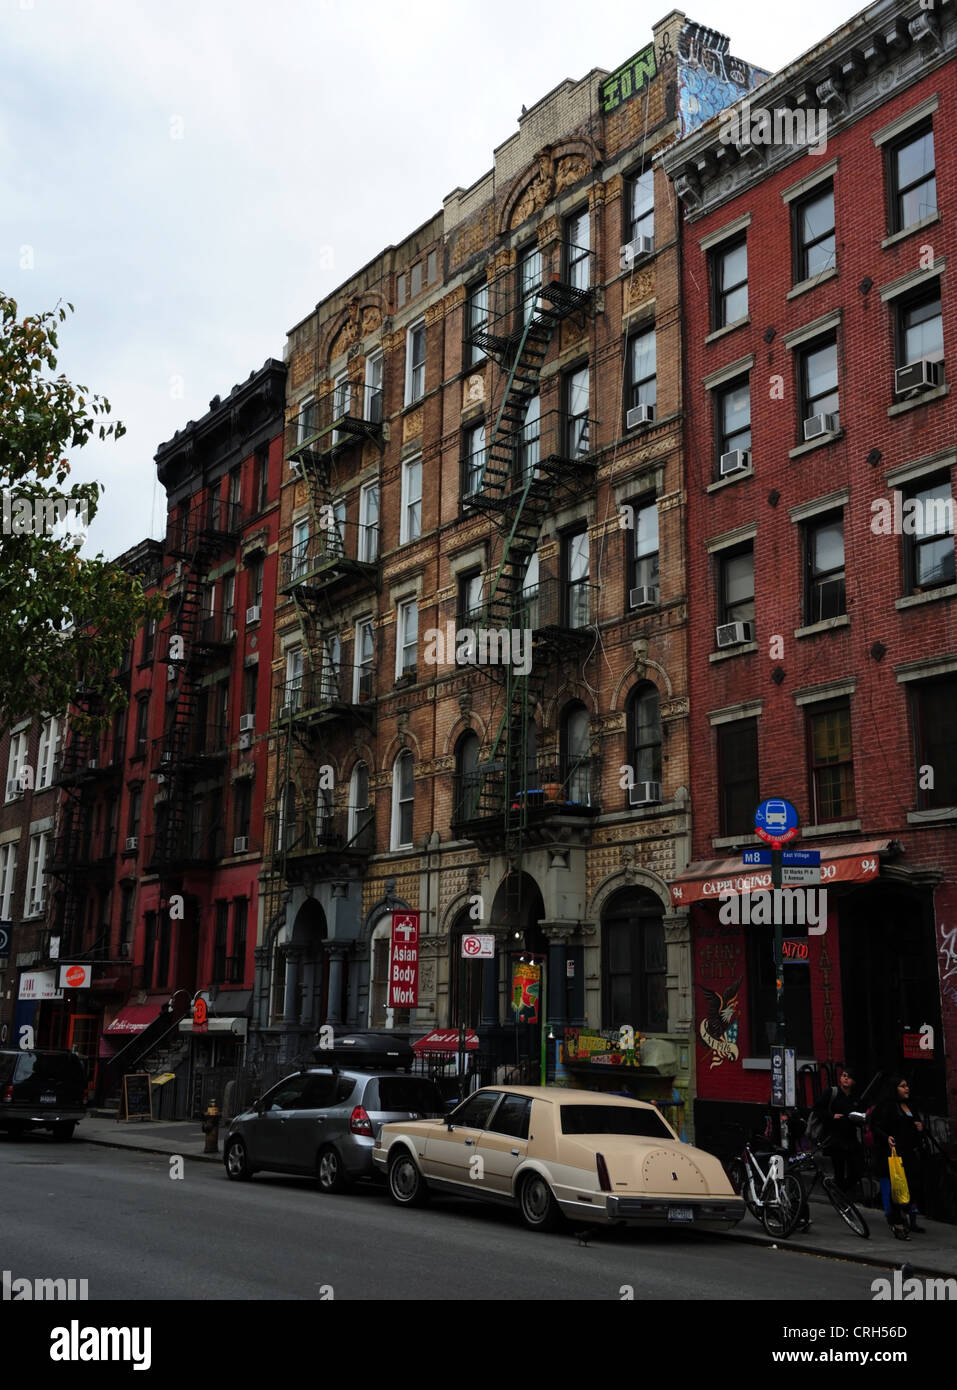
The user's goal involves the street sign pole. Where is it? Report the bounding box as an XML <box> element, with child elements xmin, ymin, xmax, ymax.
<box><xmin>771</xmin><ymin>846</ymin><xmax>785</xmax><ymax>1046</ymax></box>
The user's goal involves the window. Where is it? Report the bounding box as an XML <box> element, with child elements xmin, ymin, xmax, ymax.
<box><xmin>391</xmin><ymin>750</ymin><xmax>414</xmax><ymax>849</ymax></box>
<box><xmin>297</xmin><ymin>398</ymin><xmax>316</xmax><ymax>444</ymax></box>
<box><xmin>489</xmin><ymin>1094</ymin><xmax>532</xmax><ymax>1140</ymax></box>
<box><xmin>748</xmin><ymin>929</ymin><xmax>812</xmax><ymax>1057</ymax></box>
<box><xmin>0</xmin><ymin>842</ymin><xmax>17</xmax><ymax>919</ymax></box>
<box><xmin>359</xmin><ymin>482</ymin><xmax>379</xmax><ymax>561</ymax></box>
<box><xmin>396</xmin><ymin>599</ymin><xmax>418</xmax><ymax>677</ymax></box>
<box><xmin>234</xmin><ymin>780</ymin><xmax>251</xmax><ymax>840</ymax></box>
<box><xmin>213</xmin><ymin>901</ymin><xmax>228</xmax><ymax>983</ymax></box>
<box><xmin>457</xmin><ymin>572</ymin><xmax>483</xmax><ymax>665</ymax></box>
<box><xmin>316</xmin><ymin>779</ymin><xmax>333</xmax><ymax>843</ymax></box>
<box><xmin>518</xmin><ymin>394</ymin><xmax>540</xmax><ymax>483</ymax></box>
<box><xmin>320</xmin><ymin>634</ymin><xmax>340</xmax><ymax>704</ymax></box>
<box><xmin>354</xmin><ymin>618</ymin><xmax>375</xmax><ymax>700</ymax></box>
<box><xmin>804</xmin><ymin>512</ymin><xmax>846</xmax><ymax>623</ymax></box>
<box><xmin>793</xmin><ymin>184</ymin><xmax>835</xmax><ymax>281</ymax></box>
<box><xmin>518</xmin><ymin>244</ymin><xmax>543</xmax><ymax>325</ymax></box>
<box><xmin>223</xmin><ymin>573</ymin><xmax>236</xmax><ymax>630</ymax></box>
<box><xmin>5</xmin><ymin>730</ymin><xmax>27</xmax><ymax>798</ymax></box>
<box><xmin>521</xmin><ymin>551</ymin><xmax>539</xmax><ymax>629</ymax></box>
<box><xmin>718</xmin><ymin>544</ymin><xmax>755</xmax><ymax>627</ymax></box>
<box><xmin>365</xmin><ymin>350</ymin><xmax>384</xmax><ymax>424</ymax></box>
<box><xmin>912</xmin><ymin>678</ymin><xmax>957</xmax><ymax>810</ymax></box>
<box><xmin>798</xmin><ymin>333</ymin><xmax>839</xmax><ymax>428</ymax></box>
<box><xmin>466</xmin><ymin>281</ymin><xmax>488</xmax><ymax>367</ymax></box>
<box><xmin>449</xmin><ymin>1090</ymin><xmax>500</xmax><ymax>1130</ymax></box>
<box><xmin>400</xmin><ymin>457</ymin><xmax>422</xmax><ymax>543</ymax></box>
<box><xmin>427</xmin><ymin>249</ymin><xmax>437</xmax><ymax>285</ymax></box>
<box><xmin>712</xmin><ymin>236</ymin><xmax>748</xmax><ymax>328</ymax></box>
<box><xmin>291</xmin><ymin>517</ymin><xmax>310</xmax><ymax>580</ymax></box>
<box><xmin>565</xmin><ymin>207</ymin><xmax>590</xmax><ymax>291</ymax></box>
<box><xmin>333</xmin><ymin>371</ymin><xmax>351</xmax><ymax>442</ymax></box>
<box><xmin>463</xmin><ymin>422</ymin><xmax>486</xmax><ymax>499</ymax></box>
<box><xmin>231</xmin><ymin>899</ymin><xmax>248</xmax><ymax>983</ymax></box>
<box><xmin>601</xmin><ymin>889</ymin><xmax>667</xmax><ymax>1032</ymax></box>
<box><xmin>278</xmin><ymin>781</ymin><xmax>297</xmax><ymax>851</ymax></box>
<box><xmin>564</xmin><ymin>364</ymin><xmax>590</xmax><ymax>458</ymax></box>
<box><xmin>627</xmin><ymin>328</ymin><xmax>656</xmax><ymax>414</ymax></box>
<box><xmin>284</xmin><ymin>645</ymin><xmax>303</xmax><ymax>711</ymax></box>
<box><xmin>228</xmin><ymin>467</ymin><xmax>241</xmax><ymax>518</ymax></box>
<box><xmin>36</xmin><ymin>716</ymin><xmax>59</xmax><ymax>789</ymax></box>
<box><xmin>563</xmin><ymin>528</ymin><xmax>590</xmax><ymax>628</ymax></box>
<box><xmin>405</xmin><ymin>321</ymin><xmax>426</xmax><ymax>405</ymax></box>
<box><xmin>327</xmin><ymin>497</ymin><xmax>346</xmax><ymax>559</ymax></box>
<box><xmin>807</xmin><ymin>700</ymin><xmax>856</xmax><ymax>824</ymax></box>
<box><xmin>629</xmin><ymin>497</ymin><xmax>659</xmax><ymax>597</ymax></box>
<box><xmin>127</xmin><ymin>785</ymin><xmax>142</xmax><ymax>838</ymax></box>
<box><xmin>142</xmin><ymin>616</ymin><xmax>156</xmax><ymax>664</ymax></box>
<box><xmin>902</xmin><ymin>475</ymin><xmax>955</xmax><ymax>591</ymax></box>
<box><xmin>896</xmin><ymin>289</ymin><xmax>944</xmax><ymax>371</ymax></box>
<box><xmin>410</xmin><ymin>260</ymin><xmax>422</xmax><ymax>298</ymax></box>
<box><xmin>349</xmin><ymin>762</ymin><xmax>372</xmax><ymax>847</ymax></box>
<box><xmin>454</xmin><ymin>731</ymin><xmax>480</xmax><ymax>822</ymax></box>
<box><xmin>243</xmin><ymin>664</ymin><xmax>258</xmax><ymax>718</ymax></box>
<box><xmin>561</xmin><ymin>703</ymin><xmax>591</xmax><ymax>803</ymax></box>
<box><xmin>119</xmin><ymin>882</ymin><xmax>134</xmax><ymax>956</ymax></box>
<box><xmin>627</xmin><ymin>168</ymin><xmax>654</xmax><ymax>245</ymax></box>
<box><xmin>247</xmin><ymin>555</ymin><xmax>264</xmax><ymax>609</ymax></box>
<box><xmin>255</xmin><ymin>446</ymin><xmax>269</xmax><ymax>512</ymax></box>
<box><xmin>25</xmin><ymin>831</ymin><xmax>48</xmax><ymax>915</ymax></box>
<box><xmin>717</xmin><ymin>719</ymin><xmax>759</xmax><ymax>836</ymax></box>
<box><xmin>627</xmin><ymin>684</ymin><xmax>661</xmax><ymax>788</ymax></box>
<box><xmin>888</xmin><ymin>122</ymin><xmax>936</xmax><ymax>234</ymax></box>
<box><xmin>396</xmin><ymin>272</ymin><xmax>406</xmax><ymax>307</ymax></box>
<box><xmin>716</xmin><ymin>376</ymin><xmax>751</xmax><ymax>463</ymax></box>
<box><xmin>134</xmin><ymin>700</ymin><xmax>149</xmax><ymax>757</ymax></box>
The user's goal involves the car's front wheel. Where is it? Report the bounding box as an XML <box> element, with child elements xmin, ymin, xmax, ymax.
<box><xmin>519</xmin><ymin>1172</ymin><xmax>563</xmax><ymax>1232</ymax></box>
<box><xmin>224</xmin><ymin>1137</ymin><xmax>253</xmax><ymax>1181</ymax></box>
<box><xmin>316</xmin><ymin>1145</ymin><xmax>350</xmax><ymax>1194</ymax></box>
<box><xmin>388</xmin><ymin>1149</ymin><xmax>429</xmax><ymax>1207</ymax></box>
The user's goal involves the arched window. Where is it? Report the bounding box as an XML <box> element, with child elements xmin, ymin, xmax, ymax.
<box><xmin>626</xmin><ymin>683</ymin><xmax>662</xmax><ymax>798</ymax></box>
<box><xmin>601</xmin><ymin>888</ymin><xmax>667</xmax><ymax>1032</ymax></box>
<box><xmin>561</xmin><ymin>702</ymin><xmax>591</xmax><ymax>804</ymax></box>
<box><xmin>391</xmin><ymin>750</ymin><xmax>414</xmax><ymax>850</ymax></box>
<box><xmin>349</xmin><ymin>762</ymin><xmax>372</xmax><ymax>848</ymax></box>
<box><xmin>454</xmin><ymin>732</ymin><xmax>480</xmax><ymax>823</ymax></box>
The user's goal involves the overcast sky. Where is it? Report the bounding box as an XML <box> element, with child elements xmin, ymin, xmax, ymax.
<box><xmin>2</xmin><ymin>0</ymin><xmax>866</xmax><ymax>561</ymax></box>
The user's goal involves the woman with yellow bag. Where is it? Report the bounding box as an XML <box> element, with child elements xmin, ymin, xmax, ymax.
<box><xmin>870</xmin><ymin>1077</ymin><xmax>926</xmax><ymax>1240</ymax></box>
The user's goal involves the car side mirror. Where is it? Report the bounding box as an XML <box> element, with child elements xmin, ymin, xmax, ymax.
<box><xmin>251</xmin><ymin>1096</ymin><xmax>261</xmax><ymax>1112</ymax></box>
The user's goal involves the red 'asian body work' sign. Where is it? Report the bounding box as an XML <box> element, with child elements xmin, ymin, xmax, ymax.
<box><xmin>389</xmin><ymin>912</ymin><xmax>419</xmax><ymax>1008</ymax></box>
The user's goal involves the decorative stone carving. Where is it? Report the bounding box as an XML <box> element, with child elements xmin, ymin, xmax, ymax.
<box><xmin>555</xmin><ymin>153</ymin><xmax>590</xmax><ymax>192</ymax></box>
<box><xmin>463</xmin><ymin>373</ymin><xmax>485</xmax><ymax>407</ymax></box>
<box><xmin>403</xmin><ymin>410</ymin><xmax>423</xmax><ymax>443</ymax></box>
<box><xmin>510</xmin><ymin>147</ymin><xmax>557</xmax><ymax>229</ymax></box>
<box><xmin>626</xmin><ymin>268</ymin><xmax>654</xmax><ymax>306</ymax></box>
<box><xmin>458</xmin><ymin>690</ymin><xmax>472</xmax><ymax>718</ymax></box>
<box><xmin>361</xmin><ymin>307</ymin><xmax>382</xmax><ymax>336</ymax></box>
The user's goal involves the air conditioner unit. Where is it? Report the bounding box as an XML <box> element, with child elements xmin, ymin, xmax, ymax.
<box><xmin>167</xmin><ymin>665</ymin><xmax>176</xmax><ymax>682</ymax></box>
<box><xmin>716</xmin><ymin>621</ymin><xmax>754</xmax><ymax>648</ymax></box>
<box><xmin>629</xmin><ymin>585</ymin><xmax>659</xmax><ymax>609</ymax></box>
<box><xmin>626</xmin><ymin>404</ymin><xmax>655</xmax><ymax>430</ymax></box>
<box><xmin>245</xmin><ymin>605</ymin><xmax>261</xmax><ymax>625</ymax></box>
<box><xmin>124</xmin><ymin>836</ymin><xmax>138</xmax><ymax>852</ymax></box>
<box><xmin>803</xmin><ymin>412</ymin><xmax>838</xmax><ymax>441</ymax></box>
<box><xmin>719</xmin><ymin>449</ymin><xmax>751</xmax><ymax>477</ymax></box>
<box><xmin>895</xmin><ymin>358</ymin><xmax>942</xmax><ymax>394</ymax></box>
<box><xmin>119</xmin><ymin>941</ymin><xmax>131</xmax><ymax>958</ymax></box>
<box><xmin>28</xmin><ymin>900</ymin><xmax>44</xmax><ymax>917</ymax></box>
<box><xmin>289</xmin><ymin>457</ymin><xmax>302</xmax><ymax>475</ymax></box>
<box><xmin>279</xmin><ymin>705</ymin><xmax>293</xmax><ymax>720</ymax></box>
<box><xmin>5</xmin><ymin>779</ymin><xmax>23</xmax><ymax>800</ymax></box>
<box><xmin>156</xmin><ymin>775</ymin><xmax>166</xmax><ymax>786</ymax></box>
<box><xmin>233</xmin><ymin>836</ymin><xmax>249</xmax><ymax>854</ymax></box>
<box><xmin>160</xmin><ymin>751</ymin><xmax>172</xmax><ymax>764</ymax></box>
<box><xmin>238</xmin><ymin>732</ymin><xmax>251</xmax><ymax>751</ymax></box>
<box><xmin>87</xmin><ymin>758</ymin><xmax>98</xmax><ymax>770</ymax></box>
<box><xmin>620</xmin><ymin>235</ymin><xmax>654</xmax><ymax>267</ymax></box>
<box><xmin>239</xmin><ymin>714</ymin><xmax>255</xmax><ymax>732</ymax></box>
<box><xmin>629</xmin><ymin>781</ymin><xmax>662</xmax><ymax>806</ymax></box>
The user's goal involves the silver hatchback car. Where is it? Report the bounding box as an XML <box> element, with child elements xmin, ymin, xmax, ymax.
<box><xmin>223</xmin><ymin>1067</ymin><xmax>446</xmax><ymax>1193</ymax></box>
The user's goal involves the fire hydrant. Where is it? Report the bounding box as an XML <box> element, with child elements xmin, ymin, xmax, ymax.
<box><xmin>202</xmin><ymin>1100</ymin><xmax>221</xmax><ymax>1154</ymax></box>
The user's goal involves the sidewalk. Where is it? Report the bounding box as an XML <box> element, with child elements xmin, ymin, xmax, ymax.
<box><xmin>76</xmin><ymin>1117</ymin><xmax>957</xmax><ymax>1277</ymax></box>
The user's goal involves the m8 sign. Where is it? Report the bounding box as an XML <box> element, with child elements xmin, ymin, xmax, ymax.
<box><xmin>389</xmin><ymin>911</ymin><xmax>419</xmax><ymax>1008</ymax></box>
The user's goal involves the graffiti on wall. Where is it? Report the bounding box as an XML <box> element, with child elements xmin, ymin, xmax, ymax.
<box><xmin>677</xmin><ymin>22</ymin><xmax>771</xmax><ymax>136</ymax></box>
<box><xmin>698</xmin><ymin>977</ymin><xmax>741</xmax><ymax>1069</ymax></box>
<box><xmin>940</xmin><ymin>922</ymin><xmax>957</xmax><ymax>1008</ymax></box>
<box><xmin>599</xmin><ymin>43</ymin><xmax>658</xmax><ymax>114</ymax></box>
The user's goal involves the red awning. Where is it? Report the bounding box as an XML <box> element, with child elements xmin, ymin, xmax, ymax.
<box><xmin>103</xmin><ymin>998</ymin><xmax>167</xmax><ymax>1036</ymax></box>
<box><xmin>412</xmin><ymin>1029</ymin><xmax>479</xmax><ymax>1054</ymax></box>
<box><xmin>669</xmin><ymin>840</ymin><xmax>890</xmax><ymax>907</ymax></box>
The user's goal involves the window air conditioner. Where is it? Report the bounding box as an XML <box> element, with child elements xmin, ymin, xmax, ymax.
<box><xmin>894</xmin><ymin>358</ymin><xmax>942</xmax><ymax>394</ymax></box>
<box><xmin>119</xmin><ymin>941</ymin><xmax>131</xmax><ymax>958</ymax></box>
<box><xmin>620</xmin><ymin>236</ymin><xmax>654</xmax><ymax>267</ymax></box>
<box><xmin>239</xmin><ymin>714</ymin><xmax>255</xmax><ymax>732</ymax></box>
<box><xmin>245</xmin><ymin>606</ymin><xmax>261</xmax><ymax>625</ymax></box>
<box><xmin>626</xmin><ymin>404</ymin><xmax>655</xmax><ymax>430</ymax></box>
<box><xmin>715</xmin><ymin>621</ymin><xmax>754</xmax><ymax>648</ymax></box>
<box><xmin>629</xmin><ymin>781</ymin><xmax>662</xmax><ymax>806</ymax></box>
<box><xmin>124</xmin><ymin>836</ymin><xmax>138</xmax><ymax>852</ymax></box>
<box><xmin>629</xmin><ymin>585</ymin><xmax>659</xmax><ymax>610</ymax></box>
<box><xmin>803</xmin><ymin>412</ymin><xmax>838</xmax><ymax>441</ymax></box>
<box><xmin>5</xmin><ymin>779</ymin><xmax>23</xmax><ymax>800</ymax></box>
<box><xmin>238</xmin><ymin>732</ymin><xmax>251</xmax><ymax>751</ymax></box>
<box><xmin>719</xmin><ymin>449</ymin><xmax>751</xmax><ymax>477</ymax></box>
<box><xmin>233</xmin><ymin>836</ymin><xmax>249</xmax><ymax>854</ymax></box>
<box><xmin>87</xmin><ymin>758</ymin><xmax>98</xmax><ymax>770</ymax></box>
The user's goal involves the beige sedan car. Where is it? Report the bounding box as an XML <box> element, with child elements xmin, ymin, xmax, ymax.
<box><xmin>373</xmin><ymin>1084</ymin><xmax>745</xmax><ymax>1232</ymax></box>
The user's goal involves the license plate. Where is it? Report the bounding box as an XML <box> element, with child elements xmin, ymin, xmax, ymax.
<box><xmin>668</xmin><ymin>1205</ymin><xmax>693</xmax><ymax>1222</ymax></box>
<box><xmin>40</xmin><ymin>1094</ymin><xmax>57</xmax><ymax>1104</ymax></box>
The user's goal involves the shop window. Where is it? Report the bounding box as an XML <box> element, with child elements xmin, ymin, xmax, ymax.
<box><xmin>601</xmin><ymin>888</ymin><xmax>667</xmax><ymax>1032</ymax></box>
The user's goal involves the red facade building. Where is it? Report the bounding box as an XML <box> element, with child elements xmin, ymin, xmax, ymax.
<box><xmin>661</xmin><ymin>0</ymin><xmax>956</xmax><ymax>1148</ymax></box>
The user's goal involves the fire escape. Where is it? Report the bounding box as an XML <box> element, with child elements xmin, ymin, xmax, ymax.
<box><xmin>458</xmin><ymin>234</ymin><xmax>602</xmax><ymax>915</ymax></box>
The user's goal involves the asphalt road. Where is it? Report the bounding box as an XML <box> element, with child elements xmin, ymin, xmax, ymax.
<box><xmin>0</xmin><ymin>1132</ymin><xmax>910</xmax><ymax>1302</ymax></box>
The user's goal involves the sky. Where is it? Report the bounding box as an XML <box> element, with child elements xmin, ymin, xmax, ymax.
<box><xmin>1</xmin><ymin>0</ymin><xmax>868</xmax><ymax>562</ymax></box>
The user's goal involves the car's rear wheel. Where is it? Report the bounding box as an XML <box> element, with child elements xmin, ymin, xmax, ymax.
<box><xmin>224</xmin><ymin>1137</ymin><xmax>253</xmax><ymax>1181</ymax></box>
<box><xmin>519</xmin><ymin>1172</ymin><xmax>563</xmax><ymax>1232</ymax></box>
<box><xmin>49</xmin><ymin>1122</ymin><xmax>76</xmax><ymax>1142</ymax></box>
<box><xmin>388</xmin><ymin>1149</ymin><xmax>428</xmax><ymax>1207</ymax></box>
<box><xmin>316</xmin><ymin>1145</ymin><xmax>350</xmax><ymax>1194</ymax></box>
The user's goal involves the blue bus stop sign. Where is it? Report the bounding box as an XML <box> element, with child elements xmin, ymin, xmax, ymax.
<box><xmin>754</xmin><ymin>797</ymin><xmax>800</xmax><ymax>845</ymax></box>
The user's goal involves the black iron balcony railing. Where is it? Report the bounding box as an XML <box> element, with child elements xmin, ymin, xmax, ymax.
<box><xmin>168</xmin><ymin>496</ymin><xmax>242</xmax><ymax>558</ymax></box>
<box><xmin>54</xmin><ymin>736</ymin><xmax>121</xmax><ymax>786</ymax></box>
<box><xmin>267</xmin><ymin>807</ymin><xmax>375</xmax><ymax>862</ymax></box>
<box><xmin>463</xmin><ymin>410</ymin><xmax>599</xmax><ymax>513</ymax></box>
<box><xmin>144</xmin><ymin>824</ymin><xmax>226</xmax><ymax>872</ymax></box>
<box><xmin>510</xmin><ymin>575</ymin><xmax>600</xmax><ymax>635</ymax></box>
<box><xmin>278</xmin><ymin>520</ymin><xmax>379</xmax><ymax>593</ymax></box>
<box><xmin>452</xmin><ymin>756</ymin><xmax>602</xmax><ymax>828</ymax></box>
<box><xmin>151</xmin><ymin>722</ymin><xmax>228</xmax><ymax>774</ymax></box>
<box><xmin>286</xmin><ymin>383</ymin><xmax>385</xmax><ymax>463</ymax></box>
<box><xmin>466</xmin><ymin>236</ymin><xmax>597</xmax><ymax>358</ymax></box>
<box><xmin>274</xmin><ymin>665</ymin><xmax>374</xmax><ymax>722</ymax></box>
<box><xmin>196</xmin><ymin>609</ymin><xmax>238</xmax><ymax>648</ymax></box>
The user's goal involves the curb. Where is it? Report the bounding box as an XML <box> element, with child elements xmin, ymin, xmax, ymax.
<box><xmin>79</xmin><ymin>1135</ymin><xmax>221</xmax><ymax>1164</ymax></box>
<box><xmin>721</xmin><ymin>1223</ymin><xmax>956</xmax><ymax>1278</ymax></box>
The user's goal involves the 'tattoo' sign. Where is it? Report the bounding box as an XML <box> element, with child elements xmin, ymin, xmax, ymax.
<box><xmin>389</xmin><ymin>912</ymin><xmax>419</xmax><ymax>1008</ymax></box>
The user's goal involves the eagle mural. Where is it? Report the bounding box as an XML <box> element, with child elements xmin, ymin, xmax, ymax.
<box><xmin>698</xmin><ymin>978</ymin><xmax>742</xmax><ymax>1069</ymax></box>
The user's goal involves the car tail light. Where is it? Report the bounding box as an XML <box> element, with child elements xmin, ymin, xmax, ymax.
<box><xmin>596</xmin><ymin>1152</ymin><xmax>612</xmax><ymax>1192</ymax></box>
<box><xmin>349</xmin><ymin>1106</ymin><xmax>374</xmax><ymax>1137</ymax></box>
<box><xmin>2</xmin><ymin>1085</ymin><xmax>13</xmax><ymax>1103</ymax></box>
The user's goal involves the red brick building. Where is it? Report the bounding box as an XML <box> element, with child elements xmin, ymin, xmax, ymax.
<box><xmin>661</xmin><ymin>0</ymin><xmax>956</xmax><ymax>1150</ymax></box>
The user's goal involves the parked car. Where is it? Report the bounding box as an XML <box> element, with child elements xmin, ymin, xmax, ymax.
<box><xmin>374</xmin><ymin>1084</ymin><xmax>745</xmax><ymax>1232</ymax></box>
<box><xmin>223</xmin><ymin>1066</ymin><xmax>446</xmax><ymax>1192</ymax></box>
<box><xmin>0</xmin><ymin>1048</ymin><xmax>87</xmax><ymax>1140</ymax></box>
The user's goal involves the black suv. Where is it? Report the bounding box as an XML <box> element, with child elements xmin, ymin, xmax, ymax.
<box><xmin>0</xmin><ymin>1049</ymin><xmax>87</xmax><ymax>1139</ymax></box>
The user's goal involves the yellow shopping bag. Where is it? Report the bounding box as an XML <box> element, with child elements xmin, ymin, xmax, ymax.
<box><xmin>888</xmin><ymin>1145</ymin><xmax>910</xmax><ymax>1207</ymax></box>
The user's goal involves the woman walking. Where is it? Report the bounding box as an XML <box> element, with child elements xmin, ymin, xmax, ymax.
<box><xmin>870</xmin><ymin>1077</ymin><xmax>927</xmax><ymax>1239</ymax></box>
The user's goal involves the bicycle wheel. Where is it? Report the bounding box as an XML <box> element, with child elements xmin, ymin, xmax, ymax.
<box><xmin>762</xmin><ymin>1175</ymin><xmax>805</xmax><ymax>1238</ymax></box>
<box><xmin>823</xmin><ymin>1177</ymin><xmax>870</xmax><ymax>1238</ymax></box>
<box><xmin>726</xmin><ymin>1158</ymin><xmax>759</xmax><ymax>1219</ymax></box>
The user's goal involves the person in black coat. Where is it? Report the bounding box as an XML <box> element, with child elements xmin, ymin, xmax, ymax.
<box><xmin>870</xmin><ymin>1077</ymin><xmax>927</xmax><ymax>1239</ymax></box>
<box><xmin>816</xmin><ymin>1066</ymin><xmax>866</xmax><ymax>1194</ymax></box>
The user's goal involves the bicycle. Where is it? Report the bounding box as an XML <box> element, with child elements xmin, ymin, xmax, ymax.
<box><xmin>726</xmin><ymin>1139</ymin><xmax>805</xmax><ymax>1239</ymax></box>
<box><xmin>787</xmin><ymin>1146</ymin><xmax>870</xmax><ymax>1238</ymax></box>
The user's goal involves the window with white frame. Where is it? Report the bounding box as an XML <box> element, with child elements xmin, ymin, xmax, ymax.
<box><xmin>349</xmin><ymin>762</ymin><xmax>372</xmax><ymax>847</ymax></box>
<box><xmin>321</xmin><ymin>634</ymin><xmax>341</xmax><ymax>704</ymax></box>
<box><xmin>285</xmin><ymin>645</ymin><xmax>303</xmax><ymax>711</ymax></box>
<box><xmin>291</xmin><ymin>516</ymin><xmax>310</xmax><ymax>580</ymax></box>
<box><xmin>26</xmin><ymin>831</ymin><xmax>48</xmax><ymax>916</ymax></box>
<box><xmin>565</xmin><ymin>207</ymin><xmax>590</xmax><ymax>290</ymax></box>
<box><xmin>365</xmin><ymin>350</ymin><xmax>384</xmax><ymax>423</ymax></box>
<box><xmin>359</xmin><ymin>482</ymin><xmax>379</xmax><ymax>561</ymax></box>
<box><xmin>519</xmin><ymin>245</ymin><xmax>543</xmax><ymax>324</ymax></box>
<box><xmin>297</xmin><ymin>397</ymin><xmax>316</xmax><ymax>444</ymax></box>
<box><xmin>391</xmin><ymin>750</ymin><xmax>414</xmax><ymax>849</ymax></box>
<box><xmin>354</xmin><ymin>618</ymin><xmax>375</xmax><ymax>700</ymax></box>
<box><xmin>6</xmin><ymin>731</ymin><xmax>27</xmax><ymax>799</ymax></box>
<box><xmin>0</xmin><ymin>841</ymin><xmax>17</xmax><ymax>919</ymax></box>
<box><xmin>326</xmin><ymin>497</ymin><xmax>346</xmax><ymax>558</ymax></box>
<box><xmin>396</xmin><ymin>599</ymin><xmax>418</xmax><ymax>677</ymax></box>
<box><xmin>400</xmin><ymin>457</ymin><xmax>422</xmax><ymax>543</ymax></box>
<box><xmin>518</xmin><ymin>394</ymin><xmax>540</xmax><ymax>483</ymax></box>
<box><xmin>463</xmin><ymin>422</ymin><xmax>486</xmax><ymax>498</ymax></box>
<box><xmin>405</xmin><ymin>320</ymin><xmax>426</xmax><ymax>405</ymax></box>
<box><xmin>466</xmin><ymin>281</ymin><xmax>488</xmax><ymax>367</ymax></box>
<box><xmin>36</xmin><ymin>716</ymin><xmax>60</xmax><ymax>789</ymax></box>
<box><xmin>333</xmin><ymin>372</ymin><xmax>351</xmax><ymax>444</ymax></box>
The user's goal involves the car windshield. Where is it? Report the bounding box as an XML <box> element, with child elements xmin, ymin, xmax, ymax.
<box><xmin>560</xmin><ymin>1104</ymin><xmax>673</xmax><ymax>1138</ymax></box>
